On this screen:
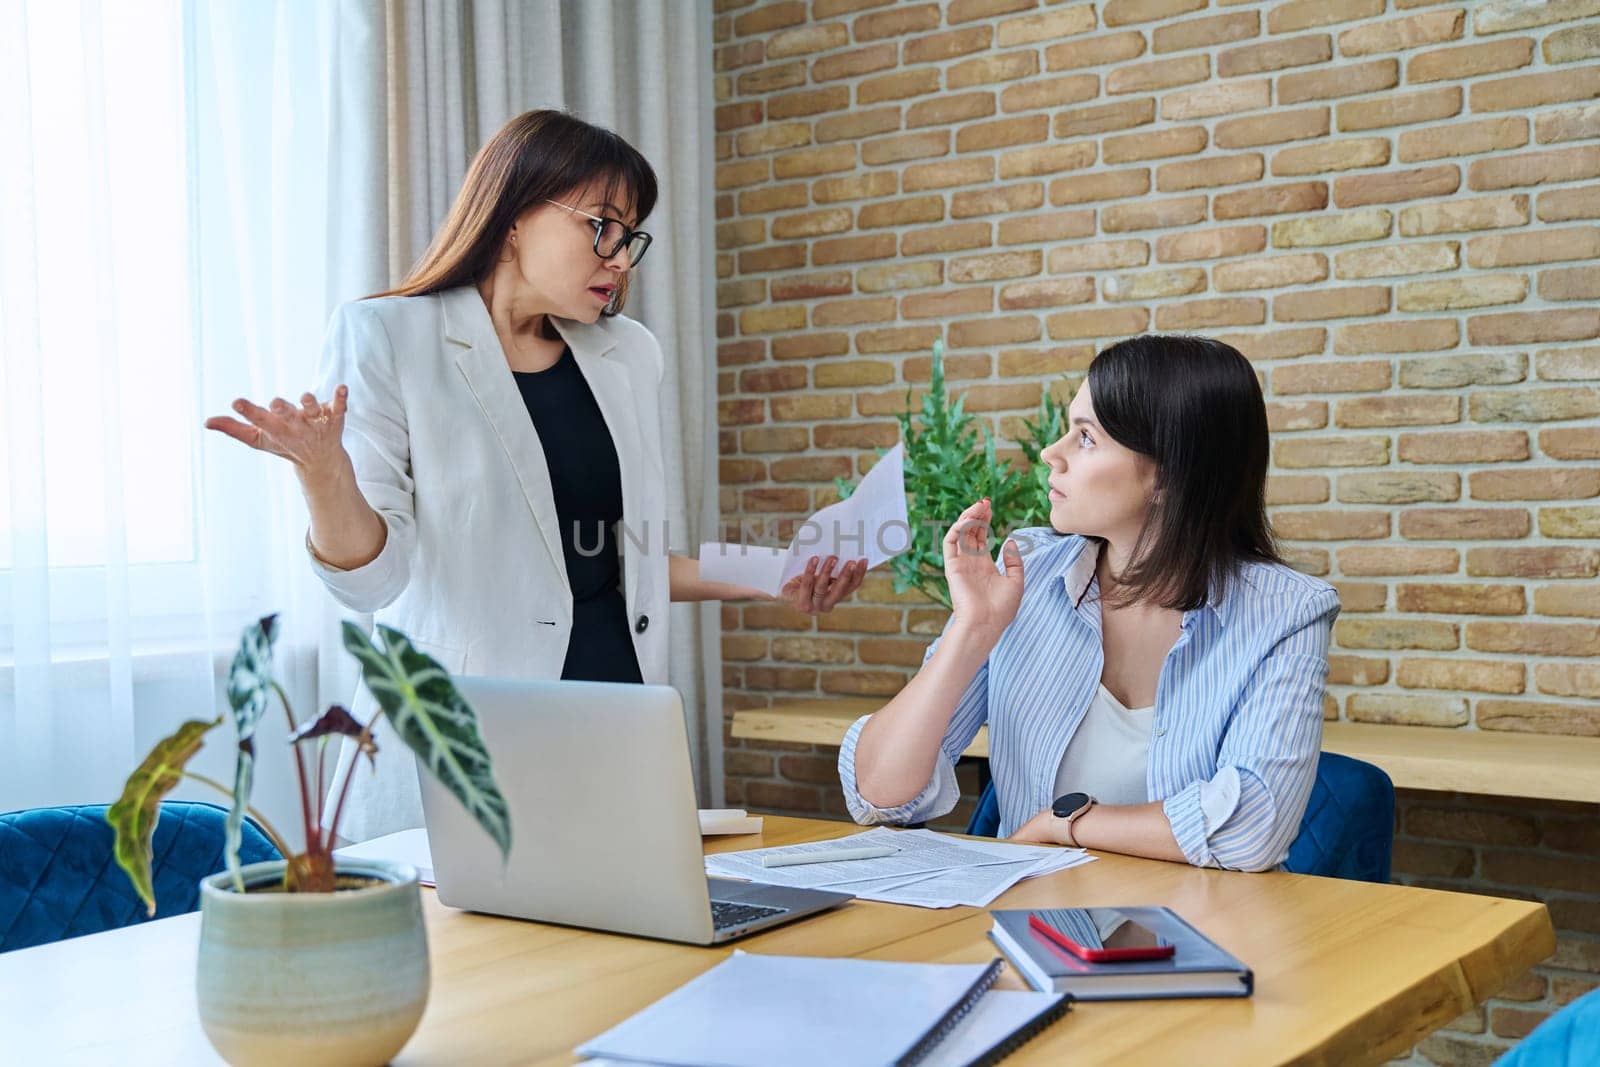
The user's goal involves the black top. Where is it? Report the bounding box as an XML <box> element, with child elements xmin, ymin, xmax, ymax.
<box><xmin>513</xmin><ymin>346</ymin><xmax>642</xmax><ymax>684</ymax></box>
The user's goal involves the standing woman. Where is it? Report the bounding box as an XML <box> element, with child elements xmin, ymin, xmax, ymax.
<box><xmin>206</xmin><ymin>110</ymin><xmax>864</xmax><ymax>841</ymax></box>
<box><xmin>841</xmin><ymin>336</ymin><xmax>1340</xmax><ymax>872</ymax></box>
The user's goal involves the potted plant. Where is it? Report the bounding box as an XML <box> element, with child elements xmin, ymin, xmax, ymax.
<box><xmin>837</xmin><ymin>339</ymin><xmax>1068</xmax><ymax>608</ymax></box>
<box><xmin>107</xmin><ymin>615</ymin><xmax>510</xmax><ymax>1067</ymax></box>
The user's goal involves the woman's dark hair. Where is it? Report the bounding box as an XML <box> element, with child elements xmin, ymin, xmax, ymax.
<box><xmin>373</xmin><ymin>110</ymin><xmax>658</xmax><ymax>314</ymax></box>
<box><xmin>1086</xmin><ymin>334</ymin><xmax>1282</xmax><ymax>612</ymax></box>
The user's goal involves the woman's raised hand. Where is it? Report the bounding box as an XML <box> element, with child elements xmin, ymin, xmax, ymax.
<box><xmin>943</xmin><ymin>498</ymin><xmax>1024</xmax><ymax>638</ymax></box>
<box><xmin>204</xmin><ymin>387</ymin><xmax>350</xmax><ymax>479</ymax></box>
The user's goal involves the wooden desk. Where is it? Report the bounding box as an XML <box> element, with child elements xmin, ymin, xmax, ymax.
<box><xmin>2</xmin><ymin>817</ymin><xmax>1553</xmax><ymax>1066</ymax></box>
<box><xmin>732</xmin><ymin>699</ymin><xmax>1600</xmax><ymax>804</ymax></box>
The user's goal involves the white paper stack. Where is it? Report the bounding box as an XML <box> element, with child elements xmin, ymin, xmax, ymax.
<box><xmin>703</xmin><ymin>827</ymin><xmax>1093</xmax><ymax>909</ymax></box>
<box><xmin>698</xmin><ymin>808</ymin><xmax>764</xmax><ymax>835</ymax></box>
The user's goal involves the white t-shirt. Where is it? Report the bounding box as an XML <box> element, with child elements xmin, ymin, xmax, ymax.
<box><xmin>1052</xmin><ymin>684</ymin><xmax>1154</xmax><ymax>806</ymax></box>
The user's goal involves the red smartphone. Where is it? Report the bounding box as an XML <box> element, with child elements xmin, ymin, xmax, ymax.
<box><xmin>1029</xmin><ymin>910</ymin><xmax>1175</xmax><ymax>963</ymax></box>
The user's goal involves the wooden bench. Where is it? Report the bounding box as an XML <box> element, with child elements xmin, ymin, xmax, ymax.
<box><xmin>730</xmin><ymin>698</ymin><xmax>1600</xmax><ymax>804</ymax></box>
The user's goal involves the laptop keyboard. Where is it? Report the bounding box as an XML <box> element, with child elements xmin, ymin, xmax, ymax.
<box><xmin>710</xmin><ymin>899</ymin><xmax>789</xmax><ymax>930</ymax></box>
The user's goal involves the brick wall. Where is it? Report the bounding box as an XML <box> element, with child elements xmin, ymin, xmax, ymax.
<box><xmin>709</xmin><ymin>1</ymin><xmax>1598</xmax><ymax>1061</ymax></box>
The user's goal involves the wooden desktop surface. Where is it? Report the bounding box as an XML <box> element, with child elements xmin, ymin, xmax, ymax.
<box><xmin>2</xmin><ymin>816</ymin><xmax>1553</xmax><ymax>1066</ymax></box>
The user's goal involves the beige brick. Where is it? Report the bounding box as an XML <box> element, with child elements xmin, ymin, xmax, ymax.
<box><xmin>1329</xmin><ymin>652</ymin><xmax>1389</xmax><ymax>682</ymax></box>
<box><xmin>947</xmin><ymin>316</ymin><xmax>1039</xmax><ymax>348</ymax></box>
<box><xmin>905</xmin><ymin>93</ymin><xmax>992</xmax><ymax>130</ymax></box>
<box><xmin>998</xmin><ymin>209</ymin><xmax>1095</xmax><ymax>245</ymax></box>
<box><xmin>1396</xmin><ymin>584</ymin><xmax>1527</xmax><ymax>616</ymax></box>
<box><xmin>1103</xmin><ymin>196</ymin><xmax>1209</xmax><ymax>233</ymax></box>
<box><xmin>738</xmin><ymin>305</ymin><xmax>805</xmax><ymax>334</ymax></box>
<box><xmin>740</xmin><ymin>244</ymin><xmax>808</xmax><ymax>272</ymax></box>
<box><xmin>1218</xmin><ymin>34</ymin><xmax>1331</xmax><ymax>77</ymax></box>
<box><xmin>1401</xmin><ymin>117</ymin><xmax>1529</xmax><ymax>164</ymax></box>
<box><xmin>1216</xmin><ymin>181</ymin><xmax>1330</xmax><ymax>221</ymax></box>
<box><xmin>900</xmin><ymin>287</ymin><xmax>994</xmax><ymax>319</ymax></box>
<box><xmin>947</xmin><ymin>0</ymin><xmax>1035</xmax><ymax>23</ymax></box>
<box><xmin>1545</xmin><ymin>22</ymin><xmax>1600</xmax><ymax>63</ymax></box>
<box><xmin>768</xmin><ymin>86</ymin><xmax>850</xmax><ymax>122</ymax></box>
<box><xmin>1467</xmin><ymin>546</ymin><xmax>1600</xmax><ymax>579</ymax></box>
<box><xmin>1399</xmin><ymin>507</ymin><xmax>1532</xmax><ymax>540</ymax></box>
<box><xmin>1284</xmin><ymin>547</ymin><xmax>1331</xmax><ymax>576</ymax></box>
<box><xmin>736</xmin><ymin>62</ymin><xmax>805</xmax><ymax>95</ymax></box>
<box><xmin>1474</xmin><ymin>147</ymin><xmax>1600</xmax><ymax>194</ymax></box>
<box><xmin>1538</xmin><ymin>346</ymin><xmax>1600</xmax><ymax>381</ymax></box>
<box><xmin>1337</xmin><ymin>395</ymin><xmax>1461</xmax><ymax>427</ymax></box>
<box><xmin>1542</xmin><ymin>506</ymin><xmax>1600</xmax><ymax>538</ymax></box>
<box><xmin>998</xmin><ymin>344</ymin><xmax>1096</xmax><ymax>376</ymax></box>
<box><xmin>1472</xmin><ymin>467</ymin><xmax>1600</xmax><ymax>502</ymax></box>
<box><xmin>810</xmin><ymin>43</ymin><xmax>897</xmax><ymax>82</ymax></box>
<box><xmin>856</xmin><ymin>262</ymin><xmax>944</xmax><ymax>294</ymax></box>
<box><xmin>999</xmin><ymin>143</ymin><xmax>1097</xmax><ymax>180</ymax></box>
<box><xmin>1338</xmin><ymin>86</ymin><xmax>1463</xmax><ymax>133</ymax></box>
<box><xmin>851</xmin><ymin>3</ymin><xmax>940</xmax><ymax>41</ymax></box>
<box><xmin>1158</xmin><ymin>153</ymin><xmax>1265</xmax><ymax>192</ymax></box>
<box><xmin>773</xmin><ymin>144</ymin><xmax>857</xmax><ymax>179</ymax></box>
<box><xmin>1339</xmin><ymin>9</ymin><xmax>1464</xmax><ymax>56</ymax></box>
<box><xmin>1471</xmin><ymin>67</ymin><xmax>1600</xmax><ymax>113</ymax></box>
<box><xmin>770</xmin><ymin>208</ymin><xmax>852</xmax><ymax>240</ymax></box>
<box><xmin>812</xmin><ymin>172</ymin><xmax>898</xmax><ymax>204</ymax></box>
<box><xmin>901</xmin><ymin>158</ymin><xmax>994</xmax><ymax>193</ymax></box>
<box><xmin>1154</xmin><ymin>297</ymin><xmax>1266</xmax><ymax>330</ymax></box>
<box><xmin>1399</xmin><ymin>658</ymin><xmax>1524</xmax><ymax>695</ymax></box>
<box><xmin>1274</xmin><ymin>286</ymin><xmax>1390</xmax><ymax>322</ymax></box>
<box><xmin>1536</xmin><ymin>663</ymin><xmax>1600</xmax><ymax>699</ymax></box>
<box><xmin>736</xmin><ymin>122</ymin><xmax>812</xmax><ymax>157</ymax></box>
<box><xmin>812</xmin><ymin>421</ymin><xmax>899</xmax><ymax>450</ymax></box>
<box><xmin>740</xmin><ymin>426</ymin><xmax>810</xmax><ymax>453</ymax></box>
<box><xmin>1273</xmin><ymin>139</ymin><xmax>1390</xmax><ymax>177</ymax></box>
<box><xmin>1540</xmin><ymin>266</ymin><xmax>1600</xmax><ymax>302</ymax></box>
<box><xmin>949</xmin><ymin>251</ymin><xmax>1042</xmax><ymax>284</ymax></box>
<box><xmin>1398</xmin><ymin>275</ymin><xmax>1527</xmax><ymax>312</ymax></box>
<box><xmin>1049</xmin><ymin>238</ymin><xmax>1150</xmax><ymax>272</ymax></box>
<box><xmin>1280</xmin><ymin>59</ymin><xmax>1399</xmax><ymax>105</ymax></box>
<box><xmin>1050</xmin><ymin>168</ymin><xmax>1152</xmax><ymax>206</ymax></box>
<box><xmin>1333</xmin><ymin>166</ymin><xmax>1461</xmax><ymax>209</ymax></box>
<box><xmin>1107</xmin><ymin>55</ymin><xmax>1211</xmax><ymax>96</ymax></box>
<box><xmin>1214</xmin><ymin>254</ymin><xmax>1326</xmax><ymax>291</ymax></box>
<box><xmin>1269</xmin><ymin>0</ymin><xmax>1385</xmax><ymax>33</ymax></box>
<box><xmin>902</xmin><ymin>26</ymin><xmax>994</xmax><ymax>65</ymax></box>
<box><xmin>861</xmin><ymin>130</ymin><xmax>950</xmax><ymax>167</ymax></box>
<box><xmin>951</xmin><ymin>183</ymin><xmax>1045</xmax><ymax>219</ymax></box>
<box><xmin>948</xmin><ymin>53</ymin><xmax>1041</xmax><ymax>91</ymax></box>
<box><xmin>1056</xmin><ymin>99</ymin><xmax>1160</xmax><ymax>140</ymax></box>
<box><xmin>1273</xmin><ymin>360</ymin><xmax>1390</xmax><ymax>395</ymax></box>
<box><xmin>1337</xmin><ymin>546</ymin><xmax>1460</xmax><ymax>575</ymax></box>
<box><xmin>1470</xmin><ymin>387</ymin><xmax>1600</xmax><ymax>423</ymax></box>
<box><xmin>857</xmin><ymin>196</ymin><xmax>944</xmax><ymax>230</ymax></box>
<box><xmin>1538</xmin><ymin>185</ymin><xmax>1600</xmax><ymax>223</ymax></box>
<box><xmin>812</xmin><ymin>233</ymin><xmax>896</xmax><ymax>265</ymax></box>
<box><xmin>1102</xmin><ymin>268</ymin><xmax>1207</xmax><ymax>302</ymax></box>
<box><xmin>1103</xmin><ymin>126</ymin><xmax>1209</xmax><ymax>165</ymax></box>
<box><xmin>1103</xmin><ymin>0</ymin><xmax>1207</xmax><ymax>27</ymax></box>
<box><xmin>1156</xmin><ymin>224</ymin><xmax>1267</xmax><ymax>262</ymax></box>
<box><xmin>1152</xmin><ymin>12</ymin><xmax>1260</xmax><ymax>54</ymax></box>
<box><xmin>999</xmin><ymin>277</ymin><xmax>1096</xmax><ymax>310</ymax></box>
<box><xmin>1477</xmin><ymin>700</ymin><xmax>1600</xmax><ymax>738</ymax></box>
<box><xmin>770</xmin><ymin>332</ymin><xmax>846</xmax><ymax>360</ymax></box>
<box><xmin>1337</xmin><ymin>242</ymin><xmax>1459</xmax><ymax>281</ymax></box>
<box><xmin>1468</xmin><ymin>310</ymin><xmax>1600</xmax><ymax>347</ymax></box>
<box><xmin>857</xmin><ymin>69</ymin><xmax>941</xmax><ymax>105</ymax></box>
<box><xmin>1217</xmin><ymin>327</ymin><xmax>1327</xmax><ymax>361</ymax></box>
<box><xmin>1273</xmin><ymin>509</ymin><xmax>1389</xmax><ymax>541</ymax></box>
<box><xmin>855</xmin><ymin>326</ymin><xmax>941</xmax><ymax>355</ymax></box>
<box><xmin>1399</xmin><ymin>430</ymin><xmax>1529</xmax><ymax>464</ymax></box>
<box><xmin>1542</xmin><ymin>426</ymin><xmax>1600</xmax><ymax>460</ymax></box>
<box><xmin>1275</xmin><ymin>435</ymin><xmax>1390</xmax><ymax>468</ymax></box>
<box><xmin>769</xmin><ymin>395</ymin><xmax>853</xmax><ymax>422</ymax></box>
<box><xmin>1163</xmin><ymin>79</ymin><xmax>1271</xmax><ymax>121</ymax></box>
<box><xmin>1400</xmin><ymin>353</ymin><xmax>1527</xmax><ymax>388</ymax></box>
<box><xmin>1045</xmin><ymin>307</ymin><xmax>1150</xmax><ymax>341</ymax></box>
<box><xmin>1273</xmin><ymin>209</ymin><xmax>1392</xmax><ymax>248</ymax></box>
<box><xmin>1536</xmin><ymin>104</ymin><xmax>1600</xmax><ymax>145</ymax></box>
<box><xmin>1400</xmin><ymin>194</ymin><xmax>1530</xmax><ymax>236</ymax></box>
<box><xmin>1336</xmin><ymin>618</ymin><xmax>1460</xmax><ymax>651</ymax></box>
<box><xmin>997</xmin><ymin>4</ymin><xmax>1097</xmax><ymax>45</ymax></box>
<box><xmin>1468</xmin><ymin>225</ymin><xmax>1600</xmax><ymax>268</ymax></box>
<box><xmin>1338</xmin><ymin>472</ymin><xmax>1461</xmax><ymax>505</ymax></box>
<box><xmin>1535</xmin><ymin>583</ymin><xmax>1600</xmax><ymax>617</ymax></box>
<box><xmin>737</xmin><ymin>183</ymin><xmax>810</xmax><ymax>215</ymax></box>
<box><xmin>1266</xmin><ymin>400</ymin><xmax>1328</xmax><ymax>431</ymax></box>
<box><xmin>1408</xmin><ymin>38</ymin><xmax>1535</xmax><ymax>83</ymax></box>
<box><xmin>1000</xmin><ymin>75</ymin><xmax>1098</xmax><ymax>114</ymax></box>
<box><xmin>1046</xmin><ymin>30</ymin><xmax>1147</xmax><ymax>72</ymax></box>
<box><xmin>812</xmin><ymin>296</ymin><xmax>896</xmax><ymax>327</ymax></box>
<box><xmin>1215</xmin><ymin>107</ymin><xmax>1330</xmax><ymax>148</ymax></box>
<box><xmin>768</xmin><ymin>270</ymin><xmax>851</xmax><ymax>301</ymax></box>
<box><xmin>1349</xmin><ymin>694</ymin><xmax>1469</xmax><ymax>727</ymax></box>
<box><xmin>1468</xmin><ymin>621</ymin><xmax>1600</xmax><ymax>657</ymax></box>
<box><xmin>1267</xmin><ymin>474</ymin><xmax>1330</xmax><ymax>504</ymax></box>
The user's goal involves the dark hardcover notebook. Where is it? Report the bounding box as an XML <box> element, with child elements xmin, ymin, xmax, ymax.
<box><xmin>989</xmin><ymin>906</ymin><xmax>1254</xmax><ymax>1001</ymax></box>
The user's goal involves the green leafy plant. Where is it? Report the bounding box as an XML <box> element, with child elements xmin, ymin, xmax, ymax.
<box><xmin>836</xmin><ymin>339</ymin><xmax>1069</xmax><ymax>608</ymax></box>
<box><xmin>108</xmin><ymin>616</ymin><xmax>510</xmax><ymax>911</ymax></box>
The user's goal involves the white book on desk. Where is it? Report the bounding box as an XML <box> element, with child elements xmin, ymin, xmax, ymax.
<box><xmin>575</xmin><ymin>951</ymin><xmax>1067</xmax><ymax>1067</ymax></box>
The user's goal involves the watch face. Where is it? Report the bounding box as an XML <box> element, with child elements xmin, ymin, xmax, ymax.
<box><xmin>1053</xmin><ymin>791</ymin><xmax>1089</xmax><ymax>818</ymax></box>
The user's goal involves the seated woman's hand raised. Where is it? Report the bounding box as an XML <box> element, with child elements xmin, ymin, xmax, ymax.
<box><xmin>204</xmin><ymin>387</ymin><xmax>351</xmax><ymax>481</ymax></box>
<box><xmin>943</xmin><ymin>498</ymin><xmax>1024</xmax><ymax>640</ymax></box>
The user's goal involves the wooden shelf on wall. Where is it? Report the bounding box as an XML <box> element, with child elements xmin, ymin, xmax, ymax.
<box><xmin>730</xmin><ymin>698</ymin><xmax>1600</xmax><ymax>805</ymax></box>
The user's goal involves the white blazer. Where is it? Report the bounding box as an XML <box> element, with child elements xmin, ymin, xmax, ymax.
<box><xmin>313</xmin><ymin>285</ymin><xmax>673</xmax><ymax>841</ymax></box>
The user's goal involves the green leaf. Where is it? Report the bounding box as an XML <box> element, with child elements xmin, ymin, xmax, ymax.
<box><xmin>224</xmin><ymin>615</ymin><xmax>278</xmax><ymax>892</ymax></box>
<box><xmin>106</xmin><ymin>718</ymin><xmax>222</xmax><ymax>916</ymax></box>
<box><xmin>340</xmin><ymin>622</ymin><xmax>511</xmax><ymax>859</ymax></box>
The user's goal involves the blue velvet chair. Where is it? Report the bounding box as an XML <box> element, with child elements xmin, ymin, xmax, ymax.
<box><xmin>963</xmin><ymin>751</ymin><xmax>1395</xmax><ymax>882</ymax></box>
<box><xmin>0</xmin><ymin>800</ymin><xmax>280</xmax><ymax>953</ymax></box>
<box><xmin>1494</xmin><ymin>988</ymin><xmax>1600</xmax><ymax>1067</ymax></box>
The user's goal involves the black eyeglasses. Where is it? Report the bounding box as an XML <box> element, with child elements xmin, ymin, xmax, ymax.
<box><xmin>544</xmin><ymin>199</ymin><xmax>652</xmax><ymax>265</ymax></box>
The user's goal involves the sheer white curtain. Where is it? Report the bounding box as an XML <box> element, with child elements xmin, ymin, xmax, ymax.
<box><xmin>0</xmin><ymin>1</ymin><xmax>386</xmax><ymax>831</ymax></box>
<box><xmin>383</xmin><ymin>0</ymin><xmax>724</xmax><ymax>801</ymax></box>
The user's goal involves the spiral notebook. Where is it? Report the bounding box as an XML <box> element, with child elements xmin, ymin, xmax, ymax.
<box><xmin>575</xmin><ymin>952</ymin><xmax>1067</xmax><ymax>1067</ymax></box>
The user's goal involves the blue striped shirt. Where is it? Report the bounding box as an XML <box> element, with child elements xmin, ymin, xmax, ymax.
<box><xmin>838</xmin><ymin>530</ymin><xmax>1340</xmax><ymax>872</ymax></box>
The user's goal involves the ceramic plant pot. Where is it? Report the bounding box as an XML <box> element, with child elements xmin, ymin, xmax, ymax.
<box><xmin>195</xmin><ymin>859</ymin><xmax>429</xmax><ymax>1067</ymax></box>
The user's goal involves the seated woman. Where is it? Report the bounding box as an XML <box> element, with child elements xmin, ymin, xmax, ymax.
<box><xmin>839</xmin><ymin>335</ymin><xmax>1339</xmax><ymax>872</ymax></box>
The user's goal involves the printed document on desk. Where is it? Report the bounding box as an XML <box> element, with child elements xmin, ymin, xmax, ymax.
<box><xmin>698</xmin><ymin>443</ymin><xmax>910</xmax><ymax>596</ymax></box>
<box><xmin>705</xmin><ymin>828</ymin><xmax>1094</xmax><ymax>909</ymax></box>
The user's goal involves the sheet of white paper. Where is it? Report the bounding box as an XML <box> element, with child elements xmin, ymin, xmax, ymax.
<box><xmin>333</xmin><ymin>827</ymin><xmax>434</xmax><ymax>886</ymax></box>
<box><xmin>697</xmin><ymin>444</ymin><xmax>910</xmax><ymax>596</ymax></box>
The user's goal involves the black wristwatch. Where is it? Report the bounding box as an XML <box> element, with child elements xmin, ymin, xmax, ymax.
<box><xmin>1052</xmin><ymin>791</ymin><xmax>1096</xmax><ymax>847</ymax></box>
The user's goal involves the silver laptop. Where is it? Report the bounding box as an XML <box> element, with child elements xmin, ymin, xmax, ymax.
<box><xmin>418</xmin><ymin>676</ymin><xmax>853</xmax><ymax>944</ymax></box>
